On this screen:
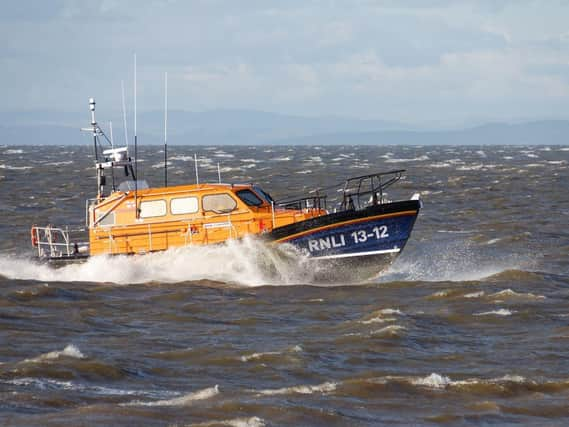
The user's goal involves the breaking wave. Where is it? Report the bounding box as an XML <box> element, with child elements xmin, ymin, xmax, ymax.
<box><xmin>464</xmin><ymin>291</ymin><xmax>485</xmax><ymax>298</ymax></box>
<box><xmin>121</xmin><ymin>385</ymin><xmax>220</xmax><ymax>406</ymax></box>
<box><xmin>226</xmin><ymin>372</ymin><xmax>569</xmax><ymax>400</ymax></box>
<box><xmin>385</xmin><ymin>155</ymin><xmax>429</xmax><ymax>163</ymax></box>
<box><xmin>256</xmin><ymin>381</ymin><xmax>337</xmax><ymax>396</ymax></box>
<box><xmin>21</xmin><ymin>344</ymin><xmax>85</xmax><ymax>363</ymax></box>
<box><xmin>190</xmin><ymin>417</ymin><xmax>266</xmax><ymax>427</ymax></box>
<box><xmin>489</xmin><ymin>289</ymin><xmax>545</xmax><ymax>300</ymax></box>
<box><xmin>474</xmin><ymin>309</ymin><xmax>515</xmax><ymax>316</ymax></box>
<box><xmin>345</xmin><ymin>372</ymin><xmax>569</xmax><ymax>395</ymax></box>
<box><xmin>359</xmin><ymin>308</ymin><xmax>402</xmax><ymax>324</ymax></box>
<box><xmin>240</xmin><ymin>345</ymin><xmax>302</xmax><ymax>362</ymax></box>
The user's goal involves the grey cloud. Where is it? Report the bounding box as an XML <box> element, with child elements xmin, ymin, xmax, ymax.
<box><xmin>0</xmin><ymin>0</ymin><xmax>67</xmax><ymax>22</ymax></box>
<box><xmin>0</xmin><ymin>0</ymin><xmax>568</xmax><ymax>126</ymax></box>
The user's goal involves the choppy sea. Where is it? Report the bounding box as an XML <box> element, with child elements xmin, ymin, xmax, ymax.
<box><xmin>1</xmin><ymin>144</ymin><xmax>568</xmax><ymax>426</ymax></box>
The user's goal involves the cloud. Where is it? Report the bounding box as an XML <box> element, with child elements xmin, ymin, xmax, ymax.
<box><xmin>1</xmin><ymin>0</ymin><xmax>569</xmax><ymax>125</ymax></box>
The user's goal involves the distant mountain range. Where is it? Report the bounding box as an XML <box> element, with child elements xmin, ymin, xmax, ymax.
<box><xmin>1</xmin><ymin>110</ymin><xmax>568</xmax><ymax>146</ymax></box>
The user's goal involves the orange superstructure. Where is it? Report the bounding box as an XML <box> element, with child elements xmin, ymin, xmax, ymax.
<box><xmin>88</xmin><ymin>183</ymin><xmax>326</xmax><ymax>256</ymax></box>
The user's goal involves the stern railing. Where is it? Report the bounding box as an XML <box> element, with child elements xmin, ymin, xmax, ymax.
<box><xmin>31</xmin><ymin>225</ymin><xmax>89</xmax><ymax>259</ymax></box>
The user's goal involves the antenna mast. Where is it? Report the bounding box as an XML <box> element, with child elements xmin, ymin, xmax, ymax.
<box><xmin>90</xmin><ymin>98</ymin><xmax>98</xmax><ymax>162</ymax></box>
<box><xmin>164</xmin><ymin>71</ymin><xmax>168</xmax><ymax>187</ymax></box>
<box><xmin>121</xmin><ymin>80</ymin><xmax>129</xmax><ymax>149</ymax></box>
<box><xmin>82</xmin><ymin>98</ymin><xmax>133</xmax><ymax>200</ymax></box>
<box><xmin>194</xmin><ymin>153</ymin><xmax>199</xmax><ymax>185</ymax></box>
<box><xmin>134</xmin><ymin>54</ymin><xmax>139</xmax><ymax>218</ymax></box>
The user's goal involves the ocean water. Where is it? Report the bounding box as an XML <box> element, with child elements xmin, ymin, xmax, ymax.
<box><xmin>0</xmin><ymin>144</ymin><xmax>568</xmax><ymax>426</ymax></box>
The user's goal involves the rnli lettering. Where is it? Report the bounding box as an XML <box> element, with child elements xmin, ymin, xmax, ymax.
<box><xmin>308</xmin><ymin>234</ymin><xmax>346</xmax><ymax>252</ymax></box>
<box><xmin>307</xmin><ymin>226</ymin><xmax>389</xmax><ymax>252</ymax></box>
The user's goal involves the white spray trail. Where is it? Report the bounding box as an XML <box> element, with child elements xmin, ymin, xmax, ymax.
<box><xmin>379</xmin><ymin>238</ymin><xmax>534</xmax><ymax>283</ymax></box>
<box><xmin>1</xmin><ymin>237</ymin><xmax>535</xmax><ymax>286</ymax></box>
<box><xmin>0</xmin><ymin>237</ymin><xmax>314</xmax><ymax>286</ymax></box>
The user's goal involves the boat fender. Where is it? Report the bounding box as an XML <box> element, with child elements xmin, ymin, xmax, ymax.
<box><xmin>30</xmin><ymin>226</ymin><xmax>38</xmax><ymax>247</ymax></box>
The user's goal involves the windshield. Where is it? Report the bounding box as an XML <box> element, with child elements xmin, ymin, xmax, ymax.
<box><xmin>236</xmin><ymin>189</ymin><xmax>264</xmax><ymax>207</ymax></box>
<box><xmin>252</xmin><ymin>186</ymin><xmax>274</xmax><ymax>204</ymax></box>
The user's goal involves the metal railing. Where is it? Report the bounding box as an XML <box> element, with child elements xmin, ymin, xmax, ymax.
<box><xmin>276</xmin><ymin>194</ymin><xmax>327</xmax><ymax>211</ymax></box>
<box><xmin>31</xmin><ymin>225</ymin><xmax>88</xmax><ymax>259</ymax></box>
<box><xmin>340</xmin><ymin>170</ymin><xmax>404</xmax><ymax>210</ymax></box>
<box><xmin>272</xmin><ymin>170</ymin><xmax>405</xmax><ymax>214</ymax></box>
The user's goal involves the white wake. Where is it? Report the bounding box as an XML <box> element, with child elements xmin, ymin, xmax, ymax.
<box><xmin>0</xmin><ymin>237</ymin><xmax>314</xmax><ymax>286</ymax></box>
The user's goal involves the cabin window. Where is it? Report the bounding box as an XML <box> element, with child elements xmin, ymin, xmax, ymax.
<box><xmin>236</xmin><ymin>189</ymin><xmax>264</xmax><ymax>207</ymax></box>
<box><xmin>202</xmin><ymin>193</ymin><xmax>237</xmax><ymax>213</ymax></box>
<box><xmin>171</xmin><ymin>197</ymin><xmax>199</xmax><ymax>215</ymax></box>
<box><xmin>97</xmin><ymin>211</ymin><xmax>115</xmax><ymax>226</ymax></box>
<box><xmin>140</xmin><ymin>199</ymin><xmax>167</xmax><ymax>218</ymax></box>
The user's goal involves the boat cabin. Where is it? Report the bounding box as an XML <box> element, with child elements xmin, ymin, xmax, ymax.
<box><xmin>88</xmin><ymin>183</ymin><xmax>326</xmax><ymax>256</ymax></box>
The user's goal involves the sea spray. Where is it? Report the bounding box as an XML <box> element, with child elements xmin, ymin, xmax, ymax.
<box><xmin>379</xmin><ymin>237</ymin><xmax>532</xmax><ymax>283</ymax></box>
<box><xmin>0</xmin><ymin>237</ymin><xmax>312</xmax><ymax>286</ymax></box>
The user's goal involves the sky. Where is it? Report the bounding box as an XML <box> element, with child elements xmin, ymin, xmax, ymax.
<box><xmin>2</xmin><ymin>0</ymin><xmax>569</xmax><ymax>127</ymax></box>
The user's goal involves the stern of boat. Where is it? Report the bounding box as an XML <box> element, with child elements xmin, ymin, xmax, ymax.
<box><xmin>30</xmin><ymin>225</ymin><xmax>90</xmax><ymax>263</ymax></box>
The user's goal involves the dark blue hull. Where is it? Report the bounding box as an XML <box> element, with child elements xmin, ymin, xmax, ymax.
<box><xmin>269</xmin><ymin>199</ymin><xmax>420</xmax><ymax>281</ymax></box>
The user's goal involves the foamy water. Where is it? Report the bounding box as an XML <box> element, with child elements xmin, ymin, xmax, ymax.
<box><xmin>0</xmin><ymin>236</ymin><xmax>533</xmax><ymax>287</ymax></box>
<box><xmin>0</xmin><ymin>238</ymin><xmax>314</xmax><ymax>286</ymax></box>
<box><xmin>378</xmin><ymin>238</ymin><xmax>533</xmax><ymax>283</ymax></box>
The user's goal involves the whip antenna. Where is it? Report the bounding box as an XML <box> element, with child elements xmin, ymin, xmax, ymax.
<box><xmin>134</xmin><ymin>53</ymin><xmax>139</xmax><ymax>218</ymax></box>
<box><xmin>121</xmin><ymin>80</ymin><xmax>129</xmax><ymax>149</ymax></box>
<box><xmin>109</xmin><ymin>121</ymin><xmax>114</xmax><ymax>147</ymax></box>
<box><xmin>164</xmin><ymin>71</ymin><xmax>168</xmax><ymax>187</ymax></box>
<box><xmin>194</xmin><ymin>153</ymin><xmax>199</xmax><ymax>185</ymax></box>
<box><xmin>217</xmin><ymin>162</ymin><xmax>221</xmax><ymax>184</ymax></box>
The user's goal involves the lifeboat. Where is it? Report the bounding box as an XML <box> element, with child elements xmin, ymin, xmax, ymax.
<box><xmin>31</xmin><ymin>99</ymin><xmax>421</xmax><ymax>281</ymax></box>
